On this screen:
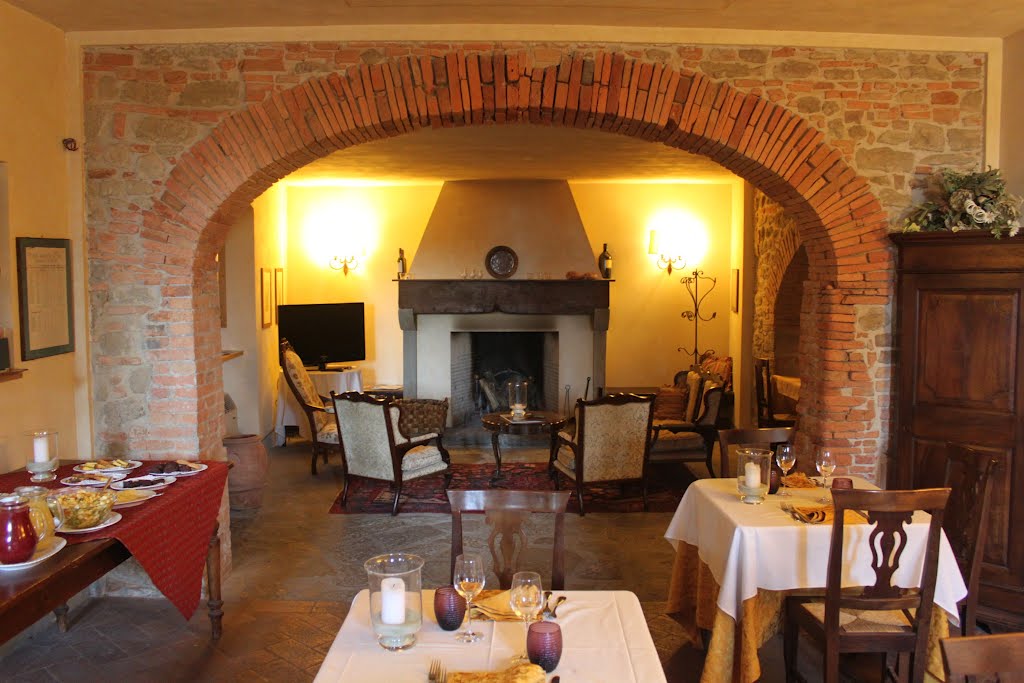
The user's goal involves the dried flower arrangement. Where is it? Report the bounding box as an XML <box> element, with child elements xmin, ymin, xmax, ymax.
<box><xmin>902</xmin><ymin>168</ymin><xmax>1022</xmax><ymax>238</ymax></box>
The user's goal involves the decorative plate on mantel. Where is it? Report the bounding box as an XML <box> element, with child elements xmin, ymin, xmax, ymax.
<box><xmin>484</xmin><ymin>245</ymin><xmax>518</xmax><ymax>279</ymax></box>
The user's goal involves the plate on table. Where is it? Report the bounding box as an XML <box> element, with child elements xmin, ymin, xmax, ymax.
<box><xmin>112</xmin><ymin>489</ymin><xmax>158</xmax><ymax>509</ymax></box>
<box><xmin>0</xmin><ymin>536</ymin><xmax>67</xmax><ymax>571</ymax></box>
<box><xmin>112</xmin><ymin>476</ymin><xmax>174</xmax><ymax>491</ymax></box>
<box><xmin>60</xmin><ymin>472</ymin><xmax>127</xmax><ymax>487</ymax></box>
<box><xmin>59</xmin><ymin>511</ymin><xmax>122</xmax><ymax>534</ymax></box>
<box><xmin>148</xmin><ymin>462</ymin><xmax>208</xmax><ymax>477</ymax></box>
<box><xmin>73</xmin><ymin>460</ymin><xmax>143</xmax><ymax>474</ymax></box>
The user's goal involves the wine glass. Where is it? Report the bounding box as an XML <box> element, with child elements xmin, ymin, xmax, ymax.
<box><xmin>815</xmin><ymin>448</ymin><xmax>836</xmax><ymax>503</ymax></box>
<box><xmin>453</xmin><ymin>553</ymin><xmax>486</xmax><ymax>643</ymax></box>
<box><xmin>776</xmin><ymin>444</ymin><xmax>796</xmax><ymax>497</ymax></box>
<box><xmin>509</xmin><ymin>571</ymin><xmax>544</xmax><ymax>662</ymax></box>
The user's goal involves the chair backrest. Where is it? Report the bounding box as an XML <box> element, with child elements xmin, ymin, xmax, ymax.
<box><xmin>331</xmin><ymin>391</ymin><xmax>399</xmax><ymax>481</ymax></box>
<box><xmin>717</xmin><ymin>427</ymin><xmax>795</xmax><ymax>478</ymax></box>
<box><xmin>448</xmin><ymin>489</ymin><xmax>571</xmax><ymax>590</ymax></box>
<box><xmin>280</xmin><ymin>339</ymin><xmax>330</xmax><ymax>434</ymax></box>
<box><xmin>753</xmin><ymin>357</ymin><xmax>774</xmax><ymax>424</ymax></box>
<box><xmin>574</xmin><ymin>393</ymin><xmax>655</xmax><ymax>483</ymax></box>
<box><xmin>394</xmin><ymin>398</ymin><xmax>449</xmax><ymax>439</ymax></box>
<box><xmin>827</xmin><ymin>488</ymin><xmax>951</xmax><ymax>653</ymax></box>
<box><xmin>941</xmin><ymin>632</ymin><xmax>1024</xmax><ymax>682</ymax></box>
<box><xmin>943</xmin><ymin>444</ymin><xmax>999</xmax><ymax>625</ymax></box>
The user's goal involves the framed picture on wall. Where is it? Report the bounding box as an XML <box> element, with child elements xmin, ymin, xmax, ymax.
<box><xmin>261</xmin><ymin>268</ymin><xmax>273</xmax><ymax>328</ymax></box>
<box><xmin>274</xmin><ymin>268</ymin><xmax>284</xmax><ymax>325</ymax></box>
<box><xmin>16</xmin><ymin>237</ymin><xmax>75</xmax><ymax>360</ymax></box>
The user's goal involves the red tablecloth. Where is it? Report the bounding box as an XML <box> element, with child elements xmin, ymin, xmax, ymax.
<box><xmin>0</xmin><ymin>461</ymin><xmax>228</xmax><ymax>619</ymax></box>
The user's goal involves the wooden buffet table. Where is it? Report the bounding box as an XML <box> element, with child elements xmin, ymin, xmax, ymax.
<box><xmin>0</xmin><ymin>461</ymin><xmax>229</xmax><ymax>645</ymax></box>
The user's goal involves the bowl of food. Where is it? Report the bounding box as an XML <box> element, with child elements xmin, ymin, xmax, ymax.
<box><xmin>48</xmin><ymin>488</ymin><xmax>117</xmax><ymax>530</ymax></box>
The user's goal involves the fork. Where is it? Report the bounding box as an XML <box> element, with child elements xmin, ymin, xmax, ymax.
<box><xmin>428</xmin><ymin>658</ymin><xmax>447</xmax><ymax>683</ymax></box>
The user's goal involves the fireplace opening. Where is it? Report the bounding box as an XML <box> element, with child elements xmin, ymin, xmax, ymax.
<box><xmin>450</xmin><ymin>331</ymin><xmax>559</xmax><ymax>427</ymax></box>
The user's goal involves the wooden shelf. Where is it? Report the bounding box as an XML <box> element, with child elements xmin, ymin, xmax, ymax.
<box><xmin>220</xmin><ymin>350</ymin><xmax>243</xmax><ymax>363</ymax></box>
<box><xmin>0</xmin><ymin>369</ymin><xmax>27</xmax><ymax>383</ymax></box>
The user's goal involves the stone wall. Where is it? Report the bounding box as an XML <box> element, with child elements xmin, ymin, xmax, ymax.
<box><xmin>80</xmin><ymin>40</ymin><xmax>987</xmax><ymax>480</ymax></box>
<box><xmin>752</xmin><ymin>189</ymin><xmax>802</xmax><ymax>362</ymax></box>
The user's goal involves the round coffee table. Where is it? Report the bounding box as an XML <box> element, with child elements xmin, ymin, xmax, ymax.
<box><xmin>480</xmin><ymin>411</ymin><xmax>568</xmax><ymax>481</ymax></box>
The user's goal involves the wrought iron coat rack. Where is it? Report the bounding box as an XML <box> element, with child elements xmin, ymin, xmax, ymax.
<box><xmin>678</xmin><ymin>269</ymin><xmax>717</xmax><ymax>366</ymax></box>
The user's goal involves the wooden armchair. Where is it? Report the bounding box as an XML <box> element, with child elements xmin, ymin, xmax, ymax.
<box><xmin>551</xmin><ymin>393</ymin><xmax>654</xmax><ymax>516</ymax></box>
<box><xmin>448</xmin><ymin>489</ymin><xmax>571</xmax><ymax>590</ymax></box>
<box><xmin>647</xmin><ymin>367</ymin><xmax>726</xmax><ymax>476</ymax></box>
<box><xmin>784</xmin><ymin>487</ymin><xmax>951</xmax><ymax>683</ymax></box>
<box><xmin>331</xmin><ymin>391</ymin><xmax>451</xmax><ymax>516</ymax></box>
<box><xmin>279</xmin><ymin>338</ymin><xmax>340</xmax><ymax>475</ymax></box>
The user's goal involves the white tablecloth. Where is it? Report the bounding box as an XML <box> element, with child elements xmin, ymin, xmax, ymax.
<box><xmin>664</xmin><ymin>478</ymin><xmax>967</xmax><ymax>624</ymax></box>
<box><xmin>275</xmin><ymin>368</ymin><xmax>362</xmax><ymax>446</ymax></box>
<box><xmin>313</xmin><ymin>589</ymin><xmax>667</xmax><ymax>683</ymax></box>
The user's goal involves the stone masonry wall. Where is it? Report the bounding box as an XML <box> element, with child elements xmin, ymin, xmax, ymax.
<box><xmin>81</xmin><ymin>40</ymin><xmax>987</xmax><ymax>481</ymax></box>
<box><xmin>752</xmin><ymin>189</ymin><xmax>802</xmax><ymax>364</ymax></box>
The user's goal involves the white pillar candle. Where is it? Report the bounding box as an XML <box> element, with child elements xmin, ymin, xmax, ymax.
<box><xmin>380</xmin><ymin>577</ymin><xmax>406</xmax><ymax>625</ymax></box>
<box><xmin>744</xmin><ymin>461</ymin><xmax>761</xmax><ymax>488</ymax></box>
<box><xmin>32</xmin><ymin>435</ymin><xmax>50</xmax><ymax>463</ymax></box>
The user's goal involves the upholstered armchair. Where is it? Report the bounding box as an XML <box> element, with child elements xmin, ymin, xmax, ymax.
<box><xmin>550</xmin><ymin>393</ymin><xmax>655</xmax><ymax>516</ymax></box>
<box><xmin>647</xmin><ymin>367</ymin><xmax>725</xmax><ymax>476</ymax></box>
<box><xmin>331</xmin><ymin>392</ymin><xmax>451</xmax><ymax>516</ymax></box>
<box><xmin>279</xmin><ymin>339</ymin><xmax>341</xmax><ymax>475</ymax></box>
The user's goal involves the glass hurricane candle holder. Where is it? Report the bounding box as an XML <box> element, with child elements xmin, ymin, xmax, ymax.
<box><xmin>736</xmin><ymin>447</ymin><xmax>771</xmax><ymax>504</ymax></box>
<box><xmin>508</xmin><ymin>380</ymin><xmax>529</xmax><ymax>421</ymax></box>
<box><xmin>26</xmin><ymin>430</ymin><xmax>58</xmax><ymax>482</ymax></box>
<box><xmin>365</xmin><ymin>553</ymin><xmax>423</xmax><ymax>651</ymax></box>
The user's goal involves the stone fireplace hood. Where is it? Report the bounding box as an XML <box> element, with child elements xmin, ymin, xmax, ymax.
<box><xmin>409</xmin><ymin>179</ymin><xmax>599</xmax><ymax>279</ymax></box>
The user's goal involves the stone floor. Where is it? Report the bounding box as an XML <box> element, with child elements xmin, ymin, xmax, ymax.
<box><xmin>0</xmin><ymin>439</ymin><xmax>880</xmax><ymax>682</ymax></box>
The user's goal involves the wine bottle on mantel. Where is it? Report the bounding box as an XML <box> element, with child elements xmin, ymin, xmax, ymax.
<box><xmin>397</xmin><ymin>248</ymin><xmax>407</xmax><ymax>280</ymax></box>
<box><xmin>598</xmin><ymin>243</ymin><xmax>612</xmax><ymax>279</ymax></box>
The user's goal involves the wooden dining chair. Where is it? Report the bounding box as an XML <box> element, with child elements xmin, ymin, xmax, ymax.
<box><xmin>447</xmin><ymin>489</ymin><xmax>571</xmax><ymax>590</ymax></box>
<box><xmin>941</xmin><ymin>632</ymin><xmax>1024</xmax><ymax>682</ymax></box>
<box><xmin>754</xmin><ymin>358</ymin><xmax>796</xmax><ymax>428</ymax></box>
<box><xmin>550</xmin><ymin>392</ymin><xmax>655</xmax><ymax>516</ymax></box>
<box><xmin>717</xmin><ymin>426</ymin><xmax>794</xmax><ymax>479</ymax></box>
<box><xmin>942</xmin><ymin>443</ymin><xmax>1000</xmax><ymax>636</ymax></box>
<box><xmin>784</xmin><ymin>487</ymin><xmax>952</xmax><ymax>683</ymax></box>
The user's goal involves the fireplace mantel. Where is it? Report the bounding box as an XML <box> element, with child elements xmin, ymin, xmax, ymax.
<box><xmin>398</xmin><ymin>279</ymin><xmax>610</xmax><ymax>315</ymax></box>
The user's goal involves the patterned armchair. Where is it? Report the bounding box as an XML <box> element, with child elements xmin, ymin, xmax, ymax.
<box><xmin>279</xmin><ymin>339</ymin><xmax>340</xmax><ymax>475</ymax></box>
<box><xmin>550</xmin><ymin>393</ymin><xmax>655</xmax><ymax>516</ymax></box>
<box><xmin>331</xmin><ymin>392</ymin><xmax>451</xmax><ymax>516</ymax></box>
<box><xmin>648</xmin><ymin>367</ymin><xmax>725</xmax><ymax>476</ymax></box>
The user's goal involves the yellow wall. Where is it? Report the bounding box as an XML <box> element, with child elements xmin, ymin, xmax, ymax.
<box><xmin>1003</xmin><ymin>30</ymin><xmax>1024</xmax><ymax>196</ymax></box>
<box><xmin>0</xmin><ymin>2</ymin><xmax>79</xmax><ymax>473</ymax></box>
<box><xmin>283</xmin><ymin>183</ymin><xmax>443</xmax><ymax>387</ymax></box>
<box><xmin>271</xmin><ymin>180</ymin><xmax>739</xmax><ymax>392</ymax></box>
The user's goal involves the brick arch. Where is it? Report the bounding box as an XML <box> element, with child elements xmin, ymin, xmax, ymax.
<box><xmin>134</xmin><ymin>49</ymin><xmax>891</xmax><ymax>476</ymax></box>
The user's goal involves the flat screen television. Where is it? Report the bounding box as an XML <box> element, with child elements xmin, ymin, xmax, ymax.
<box><xmin>278</xmin><ymin>303</ymin><xmax>366</xmax><ymax>370</ymax></box>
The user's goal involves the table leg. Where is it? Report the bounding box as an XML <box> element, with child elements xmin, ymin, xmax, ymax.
<box><xmin>53</xmin><ymin>604</ymin><xmax>69</xmax><ymax>633</ymax></box>
<box><xmin>206</xmin><ymin>522</ymin><xmax>223</xmax><ymax>640</ymax></box>
<box><xmin>490</xmin><ymin>432</ymin><xmax>503</xmax><ymax>482</ymax></box>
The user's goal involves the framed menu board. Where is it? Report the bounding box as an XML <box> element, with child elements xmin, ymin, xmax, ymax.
<box><xmin>16</xmin><ymin>237</ymin><xmax>74</xmax><ymax>360</ymax></box>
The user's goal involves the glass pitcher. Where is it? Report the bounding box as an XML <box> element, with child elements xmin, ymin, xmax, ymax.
<box><xmin>13</xmin><ymin>486</ymin><xmax>64</xmax><ymax>542</ymax></box>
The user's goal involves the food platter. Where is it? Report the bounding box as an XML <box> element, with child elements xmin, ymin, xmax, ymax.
<box><xmin>147</xmin><ymin>461</ymin><xmax>207</xmax><ymax>477</ymax></box>
<box><xmin>155</xmin><ymin>463</ymin><xmax>208</xmax><ymax>477</ymax></box>
<box><xmin>60</xmin><ymin>472</ymin><xmax>127</xmax><ymax>487</ymax></box>
<box><xmin>59</xmin><ymin>511</ymin><xmax>122</xmax><ymax>534</ymax></box>
<box><xmin>112</xmin><ymin>489</ymin><xmax>158</xmax><ymax>509</ymax></box>
<box><xmin>0</xmin><ymin>537</ymin><xmax>67</xmax><ymax>571</ymax></box>
<box><xmin>111</xmin><ymin>476</ymin><xmax>175</xmax><ymax>491</ymax></box>
<box><xmin>73</xmin><ymin>460</ymin><xmax>143</xmax><ymax>474</ymax></box>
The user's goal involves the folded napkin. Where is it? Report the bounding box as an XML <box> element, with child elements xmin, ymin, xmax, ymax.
<box><xmin>782</xmin><ymin>472</ymin><xmax>817</xmax><ymax>489</ymax></box>
<box><xmin>471</xmin><ymin>589</ymin><xmax>520</xmax><ymax>622</ymax></box>
<box><xmin>790</xmin><ymin>505</ymin><xmax>867</xmax><ymax>525</ymax></box>
<box><xmin>448</xmin><ymin>663</ymin><xmax>546</xmax><ymax>683</ymax></box>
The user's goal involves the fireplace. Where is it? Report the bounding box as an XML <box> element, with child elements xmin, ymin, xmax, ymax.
<box><xmin>450</xmin><ymin>331</ymin><xmax>560</xmax><ymax>425</ymax></box>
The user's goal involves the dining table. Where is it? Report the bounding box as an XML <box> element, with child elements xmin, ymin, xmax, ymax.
<box><xmin>663</xmin><ymin>477</ymin><xmax>967</xmax><ymax>683</ymax></box>
<box><xmin>313</xmin><ymin>589</ymin><xmax>667</xmax><ymax>682</ymax></box>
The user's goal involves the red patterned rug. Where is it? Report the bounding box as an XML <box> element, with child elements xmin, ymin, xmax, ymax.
<box><xmin>327</xmin><ymin>462</ymin><xmax>695</xmax><ymax>514</ymax></box>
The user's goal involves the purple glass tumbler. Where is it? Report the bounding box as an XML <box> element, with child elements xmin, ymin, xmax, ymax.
<box><xmin>433</xmin><ymin>586</ymin><xmax>467</xmax><ymax>631</ymax></box>
<box><xmin>526</xmin><ymin>621</ymin><xmax>562</xmax><ymax>673</ymax></box>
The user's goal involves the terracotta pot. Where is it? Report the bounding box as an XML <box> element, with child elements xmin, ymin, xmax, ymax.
<box><xmin>224</xmin><ymin>434</ymin><xmax>269</xmax><ymax>510</ymax></box>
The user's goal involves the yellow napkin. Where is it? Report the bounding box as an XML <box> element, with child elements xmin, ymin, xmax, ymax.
<box><xmin>471</xmin><ymin>589</ymin><xmax>520</xmax><ymax>621</ymax></box>
<box><xmin>792</xmin><ymin>505</ymin><xmax>867</xmax><ymax>525</ymax></box>
<box><xmin>448</xmin><ymin>663</ymin><xmax>546</xmax><ymax>683</ymax></box>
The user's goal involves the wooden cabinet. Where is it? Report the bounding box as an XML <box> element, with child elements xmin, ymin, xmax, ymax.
<box><xmin>891</xmin><ymin>232</ymin><xmax>1024</xmax><ymax>629</ymax></box>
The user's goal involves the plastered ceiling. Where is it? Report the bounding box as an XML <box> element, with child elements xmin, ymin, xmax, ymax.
<box><xmin>282</xmin><ymin>124</ymin><xmax>737</xmax><ymax>183</ymax></box>
<box><xmin>8</xmin><ymin>0</ymin><xmax>1024</xmax><ymax>37</ymax></box>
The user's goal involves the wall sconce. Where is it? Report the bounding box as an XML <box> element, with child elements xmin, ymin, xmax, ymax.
<box><xmin>648</xmin><ymin>230</ymin><xmax>687</xmax><ymax>275</ymax></box>
<box><xmin>329</xmin><ymin>254</ymin><xmax>359</xmax><ymax>275</ymax></box>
